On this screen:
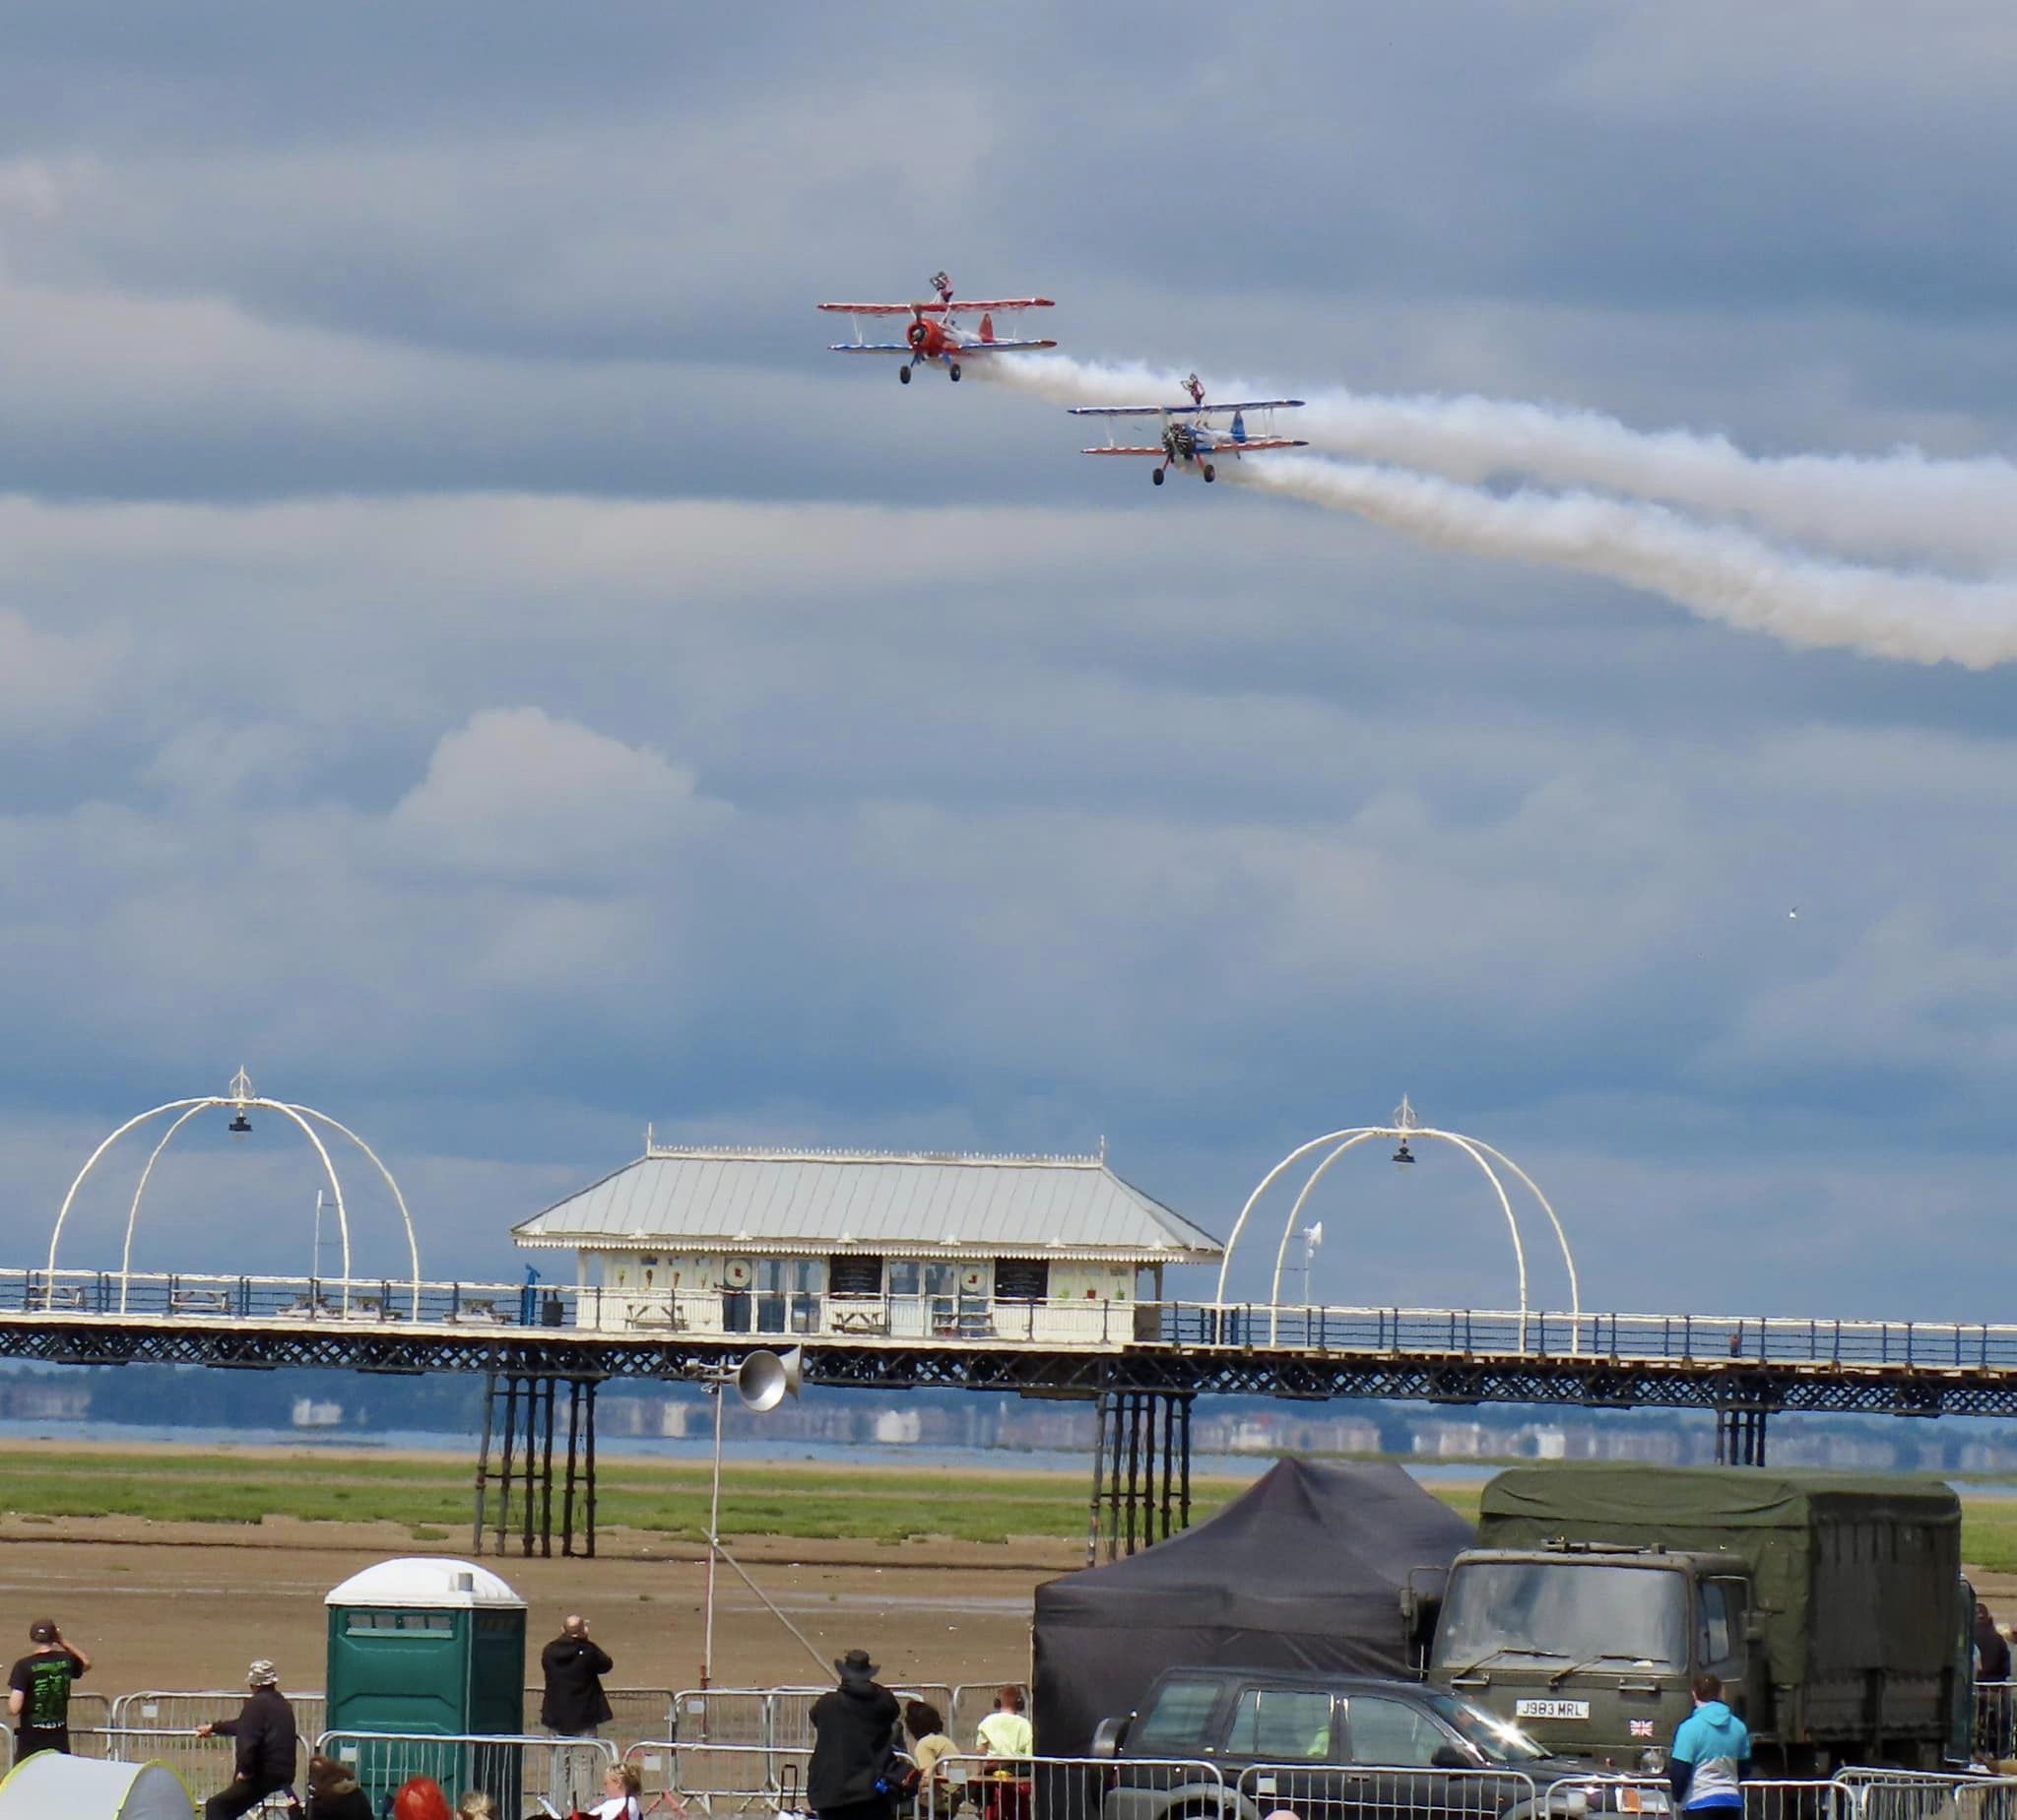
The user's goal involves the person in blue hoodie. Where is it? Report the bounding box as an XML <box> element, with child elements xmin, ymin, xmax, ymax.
<box><xmin>1670</xmin><ymin>1674</ymin><xmax>1751</xmax><ymax>1811</ymax></box>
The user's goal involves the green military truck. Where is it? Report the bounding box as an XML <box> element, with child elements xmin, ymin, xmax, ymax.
<box><xmin>1425</xmin><ymin>1464</ymin><xmax>1972</xmax><ymax>1774</ymax></box>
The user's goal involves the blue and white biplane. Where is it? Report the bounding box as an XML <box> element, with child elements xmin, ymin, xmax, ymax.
<box><xmin>817</xmin><ymin>271</ymin><xmax>1057</xmax><ymax>384</ymax></box>
<box><xmin>1072</xmin><ymin>373</ymin><xmax>1307</xmax><ymax>486</ymax></box>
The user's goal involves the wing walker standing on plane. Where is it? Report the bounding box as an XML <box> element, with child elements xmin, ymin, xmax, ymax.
<box><xmin>817</xmin><ymin>271</ymin><xmax>1057</xmax><ymax>384</ymax></box>
<box><xmin>1072</xmin><ymin>372</ymin><xmax>1308</xmax><ymax>485</ymax></box>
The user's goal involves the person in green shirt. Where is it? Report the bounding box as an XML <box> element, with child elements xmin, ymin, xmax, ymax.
<box><xmin>7</xmin><ymin>1617</ymin><xmax>92</xmax><ymax>1758</ymax></box>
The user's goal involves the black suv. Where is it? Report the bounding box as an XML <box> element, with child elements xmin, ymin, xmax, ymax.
<box><xmin>1093</xmin><ymin>1667</ymin><xmax>1604</xmax><ymax>1820</ymax></box>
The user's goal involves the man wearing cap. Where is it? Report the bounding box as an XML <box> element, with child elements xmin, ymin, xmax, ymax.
<box><xmin>809</xmin><ymin>1649</ymin><xmax>903</xmax><ymax>1820</ymax></box>
<box><xmin>8</xmin><ymin>1616</ymin><xmax>91</xmax><ymax>1758</ymax></box>
<box><xmin>195</xmin><ymin>1659</ymin><xmax>299</xmax><ymax>1818</ymax></box>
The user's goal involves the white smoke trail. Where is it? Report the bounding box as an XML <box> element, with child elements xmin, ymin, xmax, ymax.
<box><xmin>1233</xmin><ymin>455</ymin><xmax>2017</xmax><ymax>671</ymax></box>
<box><xmin>990</xmin><ymin>354</ymin><xmax>2017</xmax><ymax>572</ymax></box>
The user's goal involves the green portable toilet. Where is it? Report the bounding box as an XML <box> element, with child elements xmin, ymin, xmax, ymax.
<box><xmin>325</xmin><ymin>1558</ymin><xmax>527</xmax><ymax>1814</ymax></box>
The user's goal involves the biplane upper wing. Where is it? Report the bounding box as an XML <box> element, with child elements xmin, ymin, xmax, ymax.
<box><xmin>1068</xmin><ymin>398</ymin><xmax>1307</xmax><ymax>418</ymax></box>
<box><xmin>815</xmin><ymin>297</ymin><xmax>1056</xmax><ymax>315</ymax></box>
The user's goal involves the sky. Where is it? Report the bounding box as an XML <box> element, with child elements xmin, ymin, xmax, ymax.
<box><xmin>7</xmin><ymin>3</ymin><xmax>2017</xmax><ymax>1320</ymax></box>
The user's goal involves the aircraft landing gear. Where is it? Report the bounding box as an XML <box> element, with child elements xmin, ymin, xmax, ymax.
<box><xmin>1202</xmin><ymin>462</ymin><xmax>1216</xmax><ymax>483</ymax></box>
<box><xmin>1151</xmin><ymin>468</ymin><xmax>1165</xmax><ymax>486</ymax></box>
<box><xmin>899</xmin><ymin>364</ymin><xmax>912</xmax><ymax>384</ymax></box>
<box><xmin>948</xmin><ymin>362</ymin><xmax>962</xmax><ymax>382</ymax></box>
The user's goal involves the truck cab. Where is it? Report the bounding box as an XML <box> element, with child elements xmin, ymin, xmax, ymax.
<box><xmin>1429</xmin><ymin>1545</ymin><xmax>1751</xmax><ymax>1768</ymax></box>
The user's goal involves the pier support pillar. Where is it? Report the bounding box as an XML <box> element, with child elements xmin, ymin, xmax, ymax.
<box><xmin>1086</xmin><ymin>1389</ymin><xmax>1193</xmax><ymax>1564</ymax></box>
<box><xmin>473</xmin><ymin>1371</ymin><xmax>600</xmax><ymax>1558</ymax></box>
<box><xmin>1715</xmin><ymin>1401</ymin><xmax>1769</xmax><ymax>1466</ymax></box>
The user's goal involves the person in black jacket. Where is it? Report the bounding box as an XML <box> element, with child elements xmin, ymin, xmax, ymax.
<box><xmin>196</xmin><ymin>1660</ymin><xmax>299</xmax><ymax>1818</ymax></box>
<box><xmin>809</xmin><ymin>1649</ymin><xmax>903</xmax><ymax>1820</ymax></box>
<box><xmin>540</xmin><ymin>1613</ymin><xmax>614</xmax><ymax>1814</ymax></box>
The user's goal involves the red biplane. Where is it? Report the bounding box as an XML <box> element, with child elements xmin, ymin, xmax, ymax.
<box><xmin>1072</xmin><ymin>372</ymin><xmax>1307</xmax><ymax>486</ymax></box>
<box><xmin>818</xmin><ymin>271</ymin><xmax>1056</xmax><ymax>384</ymax></box>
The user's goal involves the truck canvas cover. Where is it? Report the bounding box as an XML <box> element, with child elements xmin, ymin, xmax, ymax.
<box><xmin>1477</xmin><ymin>1464</ymin><xmax>1960</xmax><ymax>1687</ymax></box>
<box><xmin>1033</xmin><ymin>1459</ymin><xmax>1474</xmax><ymax>1756</ymax></box>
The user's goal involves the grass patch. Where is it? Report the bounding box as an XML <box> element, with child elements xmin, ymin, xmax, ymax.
<box><xmin>19</xmin><ymin>1443</ymin><xmax>2002</xmax><ymax>1562</ymax></box>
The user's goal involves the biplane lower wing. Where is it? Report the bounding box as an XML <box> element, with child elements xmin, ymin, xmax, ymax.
<box><xmin>1079</xmin><ymin>438</ymin><xmax>1309</xmax><ymax>456</ymax></box>
<box><xmin>826</xmin><ymin>337</ymin><xmax>1057</xmax><ymax>355</ymax></box>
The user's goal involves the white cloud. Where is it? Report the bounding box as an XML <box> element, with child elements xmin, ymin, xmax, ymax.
<box><xmin>388</xmin><ymin>706</ymin><xmax>725</xmax><ymax>879</ymax></box>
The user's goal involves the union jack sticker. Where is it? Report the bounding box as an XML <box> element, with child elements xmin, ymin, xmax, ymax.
<box><xmin>1630</xmin><ymin>1721</ymin><xmax>1656</xmax><ymax>1737</ymax></box>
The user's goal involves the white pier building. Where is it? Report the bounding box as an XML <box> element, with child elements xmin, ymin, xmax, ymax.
<box><xmin>510</xmin><ymin>1140</ymin><xmax>1222</xmax><ymax>1344</ymax></box>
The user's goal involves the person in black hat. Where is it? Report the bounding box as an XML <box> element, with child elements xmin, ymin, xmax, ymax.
<box><xmin>7</xmin><ymin>1616</ymin><xmax>92</xmax><ymax>1759</ymax></box>
<box><xmin>808</xmin><ymin>1649</ymin><xmax>903</xmax><ymax>1820</ymax></box>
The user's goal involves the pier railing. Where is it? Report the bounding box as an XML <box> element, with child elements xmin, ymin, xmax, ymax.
<box><xmin>8</xmin><ymin>1266</ymin><xmax>2017</xmax><ymax>1369</ymax></box>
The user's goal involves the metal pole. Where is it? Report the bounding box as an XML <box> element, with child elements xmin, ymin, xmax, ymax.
<box><xmin>520</xmin><ymin>1378</ymin><xmax>538</xmax><ymax>1560</ymax></box>
<box><xmin>702</xmin><ymin>1381</ymin><xmax>725</xmax><ymax>1688</ymax></box>
<box><xmin>583</xmin><ymin>1378</ymin><xmax>598</xmax><ymax>1559</ymax></box>
<box><xmin>1084</xmin><ymin>1393</ymin><xmax>1109</xmax><ymax>1566</ymax></box>
<box><xmin>561</xmin><ymin>1378</ymin><xmax>581</xmax><ymax>1559</ymax></box>
<box><xmin>1159</xmin><ymin>1393</ymin><xmax>1175</xmax><ymax>1542</ymax></box>
<box><xmin>540</xmin><ymin>1375</ymin><xmax>557</xmax><ymax>1559</ymax></box>
<box><xmin>472</xmin><ymin>1371</ymin><xmax>496</xmax><ymax>1558</ymax></box>
<box><xmin>1178</xmin><ymin>1395</ymin><xmax>1192</xmax><ymax>1532</ymax></box>
<box><xmin>1113</xmin><ymin>1396</ymin><xmax>1129</xmax><ymax>1565</ymax></box>
<box><xmin>497</xmin><ymin>1376</ymin><xmax>519</xmax><ymax>1557</ymax></box>
<box><xmin>1123</xmin><ymin>1392</ymin><xmax>1142</xmax><ymax>1556</ymax></box>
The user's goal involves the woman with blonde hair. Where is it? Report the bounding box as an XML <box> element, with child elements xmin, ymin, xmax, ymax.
<box><xmin>591</xmin><ymin>1761</ymin><xmax>645</xmax><ymax>1820</ymax></box>
<box><xmin>457</xmin><ymin>1794</ymin><xmax>498</xmax><ymax>1820</ymax></box>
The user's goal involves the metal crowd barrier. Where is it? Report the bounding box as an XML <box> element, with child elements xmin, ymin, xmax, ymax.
<box><xmin>322</xmin><ymin>1727</ymin><xmax>618</xmax><ymax>1816</ymax></box>
<box><xmin>520</xmin><ymin>1683</ymin><xmax>676</xmax><ymax>1752</ymax></box>
<box><xmin>1543</xmin><ymin>1775</ymin><xmax>1867</xmax><ymax>1820</ymax></box>
<box><xmin>670</xmin><ymin>1683</ymin><xmax>964</xmax><ymax>1754</ymax></box>
<box><xmin>923</xmin><ymin>1753</ymin><xmax>1224</xmax><ymax>1820</ymax></box>
<box><xmin>1243</xmin><ymin>1762</ymin><xmax>1537</xmax><ymax>1820</ymax></box>
<box><xmin>111</xmin><ymin>1687</ymin><xmax>328</xmax><ymax>1743</ymax></box>
<box><xmin>625</xmin><ymin>1738</ymin><xmax>814</xmax><ymax>1816</ymax></box>
<box><xmin>1833</xmin><ymin>1769</ymin><xmax>2017</xmax><ymax>1820</ymax></box>
<box><xmin>1981</xmin><ymin>1682</ymin><xmax>2017</xmax><ymax>1763</ymax></box>
<box><xmin>769</xmin><ymin>1683</ymin><xmax>956</xmax><ymax>1751</ymax></box>
<box><xmin>70</xmin><ymin>1724</ymin><xmax>248</xmax><ymax>1788</ymax></box>
<box><xmin>674</xmin><ymin>1686</ymin><xmax>793</xmax><ymax>1747</ymax></box>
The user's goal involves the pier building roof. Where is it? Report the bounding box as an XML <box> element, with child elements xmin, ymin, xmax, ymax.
<box><xmin>511</xmin><ymin>1142</ymin><xmax>1222</xmax><ymax>1265</ymax></box>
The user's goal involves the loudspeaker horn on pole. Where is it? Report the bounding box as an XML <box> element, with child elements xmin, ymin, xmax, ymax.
<box><xmin>736</xmin><ymin>1346</ymin><xmax>803</xmax><ymax>1412</ymax></box>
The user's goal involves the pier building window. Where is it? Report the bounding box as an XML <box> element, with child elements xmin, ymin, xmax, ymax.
<box><xmin>994</xmin><ymin>1261</ymin><xmax>1049</xmax><ymax>1302</ymax></box>
<box><xmin>829</xmin><ymin>1255</ymin><xmax>884</xmax><ymax>1298</ymax></box>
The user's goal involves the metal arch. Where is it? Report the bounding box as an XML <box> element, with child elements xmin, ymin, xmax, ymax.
<box><xmin>49</xmin><ymin>1098</ymin><xmax>219</xmax><ymax>1276</ymax></box>
<box><xmin>1263</xmin><ymin>1131</ymin><xmax>1386</xmax><ymax>1343</ymax></box>
<box><xmin>1467</xmin><ymin>1138</ymin><xmax>1580</xmax><ymax>1329</ymax></box>
<box><xmin>1262</xmin><ymin>1127</ymin><xmax>1531</xmax><ymax>1351</ymax></box>
<box><xmin>1212</xmin><ymin>1127</ymin><xmax>1378</xmax><ymax>1305</ymax></box>
<box><xmin>283</xmin><ymin>1104</ymin><xmax>422</xmax><ymax>1318</ymax></box>
<box><xmin>126</xmin><ymin>1100</ymin><xmax>353</xmax><ymax>1313</ymax></box>
<box><xmin>116</xmin><ymin>1105</ymin><xmax>211</xmax><ymax>1314</ymax></box>
<box><xmin>50</xmin><ymin>1094</ymin><xmax>354</xmax><ymax>1314</ymax></box>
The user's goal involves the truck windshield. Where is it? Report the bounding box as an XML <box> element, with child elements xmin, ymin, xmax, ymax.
<box><xmin>1434</xmin><ymin>1561</ymin><xmax>1687</xmax><ymax>1671</ymax></box>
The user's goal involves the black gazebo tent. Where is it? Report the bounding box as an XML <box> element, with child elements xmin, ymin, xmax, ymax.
<box><xmin>1031</xmin><ymin>1458</ymin><xmax>1475</xmax><ymax>1755</ymax></box>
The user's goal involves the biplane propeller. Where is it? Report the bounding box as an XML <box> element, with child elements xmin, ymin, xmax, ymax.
<box><xmin>818</xmin><ymin>272</ymin><xmax>1057</xmax><ymax>383</ymax></box>
<box><xmin>1072</xmin><ymin>373</ymin><xmax>1307</xmax><ymax>485</ymax></box>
